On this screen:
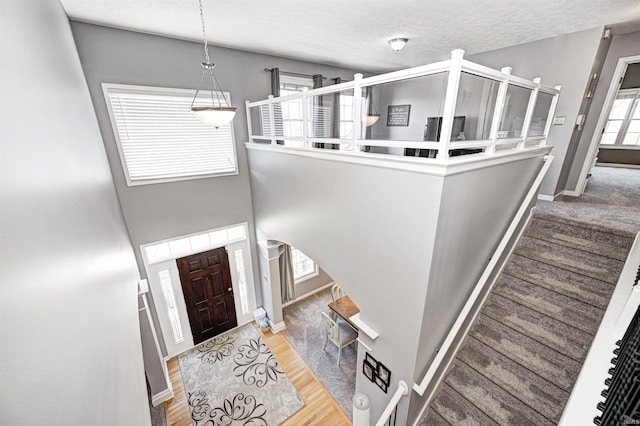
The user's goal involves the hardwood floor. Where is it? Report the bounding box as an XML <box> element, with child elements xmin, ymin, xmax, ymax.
<box><xmin>164</xmin><ymin>323</ymin><xmax>351</xmax><ymax>426</ymax></box>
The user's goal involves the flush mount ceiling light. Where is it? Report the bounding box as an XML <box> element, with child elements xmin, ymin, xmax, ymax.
<box><xmin>190</xmin><ymin>0</ymin><xmax>237</xmax><ymax>128</ymax></box>
<box><xmin>388</xmin><ymin>37</ymin><xmax>409</xmax><ymax>52</ymax></box>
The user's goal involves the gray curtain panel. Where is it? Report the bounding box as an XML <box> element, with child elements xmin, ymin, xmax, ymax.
<box><xmin>312</xmin><ymin>74</ymin><xmax>324</xmax><ymax>149</ymax></box>
<box><xmin>268</xmin><ymin>68</ymin><xmax>284</xmax><ymax>144</ymax></box>
<box><xmin>279</xmin><ymin>244</ymin><xmax>296</xmax><ymax>304</ymax></box>
<box><xmin>270</xmin><ymin>67</ymin><xmax>280</xmax><ymax>97</ymax></box>
<box><xmin>331</xmin><ymin>77</ymin><xmax>341</xmax><ymax>150</ymax></box>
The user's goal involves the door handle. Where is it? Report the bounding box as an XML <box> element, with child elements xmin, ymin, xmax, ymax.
<box><xmin>227</xmin><ymin>287</ymin><xmax>233</xmax><ymax>292</ymax></box>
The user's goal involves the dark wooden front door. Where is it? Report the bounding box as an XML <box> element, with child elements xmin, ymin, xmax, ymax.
<box><xmin>176</xmin><ymin>247</ymin><xmax>237</xmax><ymax>344</ymax></box>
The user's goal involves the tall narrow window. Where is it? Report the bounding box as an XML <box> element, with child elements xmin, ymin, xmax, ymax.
<box><xmin>340</xmin><ymin>94</ymin><xmax>355</xmax><ymax>141</ymax></box>
<box><xmin>158</xmin><ymin>269</ymin><xmax>184</xmax><ymax>344</ymax></box>
<box><xmin>600</xmin><ymin>90</ymin><xmax>640</xmax><ymax>146</ymax></box>
<box><xmin>233</xmin><ymin>248</ymin><xmax>250</xmax><ymax>315</ymax></box>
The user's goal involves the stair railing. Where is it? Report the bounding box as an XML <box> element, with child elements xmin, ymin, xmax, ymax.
<box><xmin>245</xmin><ymin>50</ymin><xmax>561</xmax><ymax>164</ymax></box>
<box><xmin>375</xmin><ymin>380</ymin><xmax>409</xmax><ymax>426</ymax></box>
<box><xmin>560</xmin><ymin>232</ymin><xmax>640</xmax><ymax>425</ymax></box>
<box><xmin>411</xmin><ymin>154</ymin><xmax>554</xmax><ymax>406</ymax></box>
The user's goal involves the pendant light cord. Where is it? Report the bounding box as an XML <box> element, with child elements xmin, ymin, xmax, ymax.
<box><xmin>192</xmin><ymin>0</ymin><xmax>233</xmax><ymax>109</ymax></box>
<box><xmin>198</xmin><ymin>0</ymin><xmax>211</xmax><ymax>65</ymax></box>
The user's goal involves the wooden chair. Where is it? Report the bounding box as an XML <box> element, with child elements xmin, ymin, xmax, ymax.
<box><xmin>331</xmin><ymin>283</ymin><xmax>345</xmax><ymax>301</ymax></box>
<box><xmin>321</xmin><ymin>312</ymin><xmax>357</xmax><ymax>366</ymax></box>
<box><xmin>329</xmin><ymin>283</ymin><xmax>346</xmax><ymax>321</ymax></box>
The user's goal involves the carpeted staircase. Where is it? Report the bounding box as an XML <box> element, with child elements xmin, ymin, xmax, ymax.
<box><xmin>419</xmin><ymin>211</ymin><xmax>635</xmax><ymax>425</ymax></box>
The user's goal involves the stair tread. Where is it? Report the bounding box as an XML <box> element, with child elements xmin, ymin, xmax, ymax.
<box><xmin>533</xmin><ymin>211</ymin><xmax>636</xmax><ymax>239</ymax></box>
<box><xmin>417</xmin><ymin>408</ymin><xmax>452</xmax><ymax>426</ymax></box>
<box><xmin>514</xmin><ymin>235</ymin><xmax>624</xmax><ymax>284</ymax></box>
<box><xmin>470</xmin><ymin>314</ymin><xmax>581</xmax><ymax>392</ymax></box>
<box><xmin>425</xmin><ymin>383</ymin><xmax>496</xmax><ymax>426</ymax></box>
<box><xmin>494</xmin><ymin>273</ymin><xmax>605</xmax><ymax>335</ymax></box>
<box><xmin>445</xmin><ymin>361</ymin><xmax>555</xmax><ymax>426</ymax></box>
<box><xmin>458</xmin><ymin>337</ymin><xmax>569</xmax><ymax>422</ymax></box>
<box><xmin>505</xmin><ymin>255</ymin><xmax>615</xmax><ymax>309</ymax></box>
<box><xmin>525</xmin><ymin>216</ymin><xmax>632</xmax><ymax>260</ymax></box>
<box><xmin>483</xmin><ymin>294</ymin><xmax>592</xmax><ymax>362</ymax></box>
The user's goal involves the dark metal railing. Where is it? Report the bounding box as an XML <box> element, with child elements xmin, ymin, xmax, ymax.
<box><xmin>385</xmin><ymin>405</ymin><xmax>398</xmax><ymax>426</ymax></box>
<box><xmin>594</xmin><ymin>304</ymin><xmax>640</xmax><ymax>425</ymax></box>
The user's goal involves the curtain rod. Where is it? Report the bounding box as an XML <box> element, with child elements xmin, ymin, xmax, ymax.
<box><xmin>263</xmin><ymin>68</ymin><xmax>328</xmax><ymax>80</ymax></box>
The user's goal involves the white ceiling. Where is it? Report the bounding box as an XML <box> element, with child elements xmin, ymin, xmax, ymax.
<box><xmin>60</xmin><ymin>0</ymin><xmax>640</xmax><ymax>73</ymax></box>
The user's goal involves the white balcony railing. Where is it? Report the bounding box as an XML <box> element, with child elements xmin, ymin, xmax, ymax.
<box><xmin>245</xmin><ymin>49</ymin><xmax>561</xmax><ymax>163</ymax></box>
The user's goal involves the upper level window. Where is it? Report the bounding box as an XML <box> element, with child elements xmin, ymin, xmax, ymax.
<box><xmin>600</xmin><ymin>89</ymin><xmax>640</xmax><ymax>147</ymax></box>
<box><xmin>280</xmin><ymin>75</ymin><xmax>314</xmax><ymax>144</ymax></box>
<box><xmin>103</xmin><ymin>83</ymin><xmax>238</xmax><ymax>186</ymax></box>
<box><xmin>339</xmin><ymin>93</ymin><xmax>355</xmax><ymax>141</ymax></box>
<box><xmin>291</xmin><ymin>247</ymin><xmax>318</xmax><ymax>283</ymax></box>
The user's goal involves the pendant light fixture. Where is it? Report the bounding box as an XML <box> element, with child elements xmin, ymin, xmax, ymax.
<box><xmin>365</xmin><ymin>96</ymin><xmax>380</xmax><ymax>127</ymax></box>
<box><xmin>190</xmin><ymin>0</ymin><xmax>237</xmax><ymax>128</ymax></box>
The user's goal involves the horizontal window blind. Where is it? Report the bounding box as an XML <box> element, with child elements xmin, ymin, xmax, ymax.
<box><xmin>103</xmin><ymin>84</ymin><xmax>237</xmax><ymax>185</ymax></box>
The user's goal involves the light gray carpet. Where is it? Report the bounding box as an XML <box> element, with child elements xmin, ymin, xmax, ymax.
<box><xmin>282</xmin><ymin>288</ymin><xmax>356</xmax><ymax>419</ymax></box>
<box><xmin>178</xmin><ymin>323</ymin><xmax>304</xmax><ymax>425</ymax></box>
<box><xmin>420</xmin><ymin>212</ymin><xmax>635</xmax><ymax>425</ymax></box>
<box><xmin>537</xmin><ymin>165</ymin><xmax>640</xmax><ymax>233</ymax></box>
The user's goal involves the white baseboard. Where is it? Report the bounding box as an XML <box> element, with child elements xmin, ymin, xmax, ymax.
<box><xmin>537</xmin><ymin>194</ymin><xmax>555</xmax><ymax>201</ymax></box>
<box><xmin>269</xmin><ymin>320</ymin><xmax>286</xmax><ymax>334</ymax></box>
<box><xmin>560</xmin><ymin>189</ymin><xmax>581</xmax><ymax>197</ymax></box>
<box><xmin>597</xmin><ymin>162</ymin><xmax>640</xmax><ymax>169</ymax></box>
<box><xmin>151</xmin><ymin>387</ymin><xmax>174</xmax><ymax>407</ymax></box>
<box><xmin>282</xmin><ymin>281</ymin><xmax>335</xmax><ymax>308</ymax></box>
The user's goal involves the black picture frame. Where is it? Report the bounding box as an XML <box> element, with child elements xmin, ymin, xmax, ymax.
<box><xmin>386</xmin><ymin>104</ymin><xmax>411</xmax><ymax>126</ymax></box>
<box><xmin>362</xmin><ymin>352</ymin><xmax>391</xmax><ymax>394</ymax></box>
<box><xmin>377</xmin><ymin>362</ymin><xmax>391</xmax><ymax>388</ymax></box>
<box><xmin>363</xmin><ymin>359</ymin><xmax>375</xmax><ymax>382</ymax></box>
<box><xmin>375</xmin><ymin>375</ymin><xmax>388</xmax><ymax>393</ymax></box>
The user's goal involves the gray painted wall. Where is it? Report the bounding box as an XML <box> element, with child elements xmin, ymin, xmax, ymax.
<box><xmin>598</xmin><ymin>148</ymin><xmax>640</xmax><ymax>165</ymax></box>
<box><xmin>368</xmin><ymin>71</ymin><xmax>494</xmax><ymax>156</ymax></box>
<box><xmin>566</xmin><ymin>29</ymin><xmax>640</xmax><ymax>185</ymax></box>
<box><xmin>295</xmin><ymin>267</ymin><xmax>334</xmax><ymax>298</ymax></box>
<box><xmin>1</xmin><ymin>2</ymin><xmax>148</xmax><ymax>424</ymax></box>
<box><xmin>470</xmin><ymin>27</ymin><xmax>604</xmax><ymax>197</ymax></box>
<box><xmin>408</xmin><ymin>153</ymin><xmax>547</xmax><ymax>421</ymax></box>
<box><xmin>247</xmin><ymin>146</ymin><xmax>549</xmax><ymax>424</ymax></box>
<box><xmin>69</xmin><ymin>22</ymin><xmax>360</xmax><ymax>355</ymax></box>
<box><xmin>248</xmin><ymin>148</ymin><xmax>444</xmax><ymax>424</ymax></box>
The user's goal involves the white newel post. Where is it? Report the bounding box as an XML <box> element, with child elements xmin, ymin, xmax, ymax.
<box><xmin>519</xmin><ymin>77</ymin><xmax>541</xmax><ymax>149</ymax></box>
<box><xmin>351</xmin><ymin>73</ymin><xmax>363</xmax><ymax>151</ymax></box>
<box><xmin>487</xmin><ymin>66</ymin><xmax>512</xmax><ymax>154</ymax></box>
<box><xmin>437</xmin><ymin>49</ymin><xmax>465</xmax><ymax>161</ymax></box>
<box><xmin>245</xmin><ymin>100</ymin><xmax>253</xmax><ymax>143</ymax></box>
<box><xmin>541</xmin><ymin>85</ymin><xmax>562</xmax><ymax>146</ymax></box>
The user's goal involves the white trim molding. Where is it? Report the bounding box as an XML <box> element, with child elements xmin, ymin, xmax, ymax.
<box><xmin>282</xmin><ymin>281</ymin><xmax>335</xmax><ymax>308</ymax></box>
<box><xmin>269</xmin><ymin>320</ymin><xmax>286</xmax><ymax>334</ymax></box>
<box><xmin>537</xmin><ymin>194</ymin><xmax>555</xmax><ymax>202</ymax></box>
<box><xmin>575</xmin><ymin>54</ymin><xmax>640</xmax><ymax>196</ymax></box>
<box><xmin>151</xmin><ymin>388</ymin><xmax>174</xmax><ymax>407</ymax></box>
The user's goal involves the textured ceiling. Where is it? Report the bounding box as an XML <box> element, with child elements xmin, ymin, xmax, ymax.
<box><xmin>60</xmin><ymin>0</ymin><xmax>640</xmax><ymax>72</ymax></box>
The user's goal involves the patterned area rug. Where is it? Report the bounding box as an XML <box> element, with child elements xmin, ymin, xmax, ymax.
<box><xmin>178</xmin><ymin>324</ymin><xmax>304</xmax><ymax>425</ymax></box>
